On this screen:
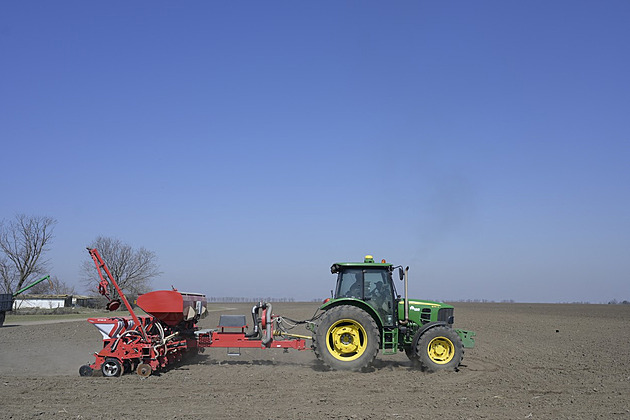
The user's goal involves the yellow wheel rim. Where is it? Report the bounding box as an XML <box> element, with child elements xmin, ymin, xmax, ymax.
<box><xmin>427</xmin><ymin>336</ymin><xmax>455</xmax><ymax>364</ymax></box>
<box><xmin>326</xmin><ymin>318</ymin><xmax>368</xmax><ymax>361</ymax></box>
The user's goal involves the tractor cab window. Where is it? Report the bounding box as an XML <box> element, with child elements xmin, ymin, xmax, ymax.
<box><xmin>335</xmin><ymin>268</ymin><xmax>395</xmax><ymax>326</ymax></box>
<box><xmin>337</xmin><ymin>269</ymin><xmax>363</xmax><ymax>299</ymax></box>
<box><xmin>363</xmin><ymin>269</ymin><xmax>395</xmax><ymax>324</ymax></box>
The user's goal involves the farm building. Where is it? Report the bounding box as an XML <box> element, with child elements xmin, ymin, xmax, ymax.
<box><xmin>12</xmin><ymin>295</ymin><xmax>98</xmax><ymax>310</ymax></box>
<box><xmin>13</xmin><ymin>295</ymin><xmax>72</xmax><ymax>310</ymax></box>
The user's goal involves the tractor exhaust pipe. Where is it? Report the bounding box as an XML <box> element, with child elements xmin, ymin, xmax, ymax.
<box><xmin>404</xmin><ymin>266</ymin><xmax>409</xmax><ymax>323</ymax></box>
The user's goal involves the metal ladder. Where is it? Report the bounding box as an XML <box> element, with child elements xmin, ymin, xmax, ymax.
<box><xmin>381</xmin><ymin>328</ymin><xmax>398</xmax><ymax>355</ymax></box>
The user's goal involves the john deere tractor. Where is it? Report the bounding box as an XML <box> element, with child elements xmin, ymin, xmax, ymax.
<box><xmin>311</xmin><ymin>256</ymin><xmax>475</xmax><ymax>371</ymax></box>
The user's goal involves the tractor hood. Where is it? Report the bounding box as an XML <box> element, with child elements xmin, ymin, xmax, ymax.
<box><xmin>398</xmin><ymin>299</ymin><xmax>455</xmax><ymax>325</ymax></box>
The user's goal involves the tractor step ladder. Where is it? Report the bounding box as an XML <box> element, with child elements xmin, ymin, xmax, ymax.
<box><xmin>381</xmin><ymin>327</ymin><xmax>398</xmax><ymax>355</ymax></box>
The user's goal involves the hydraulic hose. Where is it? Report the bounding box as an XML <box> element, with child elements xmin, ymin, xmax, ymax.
<box><xmin>261</xmin><ymin>303</ymin><xmax>273</xmax><ymax>346</ymax></box>
<box><xmin>110</xmin><ymin>329</ymin><xmax>142</xmax><ymax>352</ymax></box>
<box><xmin>155</xmin><ymin>321</ymin><xmax>165</xmax><ymax>344</ymax></box>
<box><xmin>245</xmin><ymin>303</ymin><xmax>261</xmax><ymax>338</ymax></box>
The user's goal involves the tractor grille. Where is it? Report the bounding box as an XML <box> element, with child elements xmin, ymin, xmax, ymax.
<box><xmin>421</xmin><ymin>308</ymin><xmax>432</xmax><ymax>323</ymax></box>
<box><xmin>438</xmin><ymin>307</ymin><xmax>454</xmax><ymax>324</ymax></box>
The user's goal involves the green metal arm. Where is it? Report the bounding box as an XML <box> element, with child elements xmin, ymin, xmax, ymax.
<box><xmin>455</xmin><ymin>328</ymin><xmax>476</xmax><ymax>348</ymax></box>
<box><xmin>13</xmin><ymin>275</ymin><xmax>51</xmax><ymax>297</ymax></box>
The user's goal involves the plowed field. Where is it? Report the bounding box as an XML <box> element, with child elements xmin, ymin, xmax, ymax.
<box><xmin>1</xmin><ymin>302</ymin><xmax>629</xmax><ymax>419</ymax></box>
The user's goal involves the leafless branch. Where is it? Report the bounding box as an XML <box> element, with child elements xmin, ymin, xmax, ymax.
<box><xmin>82</xmin><ymin>236</ymin><xmax>161</xmax><ymax>298</ymax></box>
<box><xmin>0</xmin><ymin>214</ymin><xmax>56</xmax><ymax>294</ymax></box>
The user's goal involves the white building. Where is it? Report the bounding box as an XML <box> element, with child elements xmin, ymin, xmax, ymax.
<box><xmin>13</xmin><ymin>295</ymin><xmax>73</xmax><ymax>310</ymax></box>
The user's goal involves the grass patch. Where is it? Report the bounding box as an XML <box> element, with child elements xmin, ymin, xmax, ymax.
<box><xmin>5</xmin><ymin>307</ymin><xmax>148</xmax><ymax>323</ymax></box>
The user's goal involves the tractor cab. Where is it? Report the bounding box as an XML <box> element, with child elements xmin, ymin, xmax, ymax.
<box><xmin>331</xmin><ymin>255</ymin><xmax>397</xmax><ymax>326</ymax></box>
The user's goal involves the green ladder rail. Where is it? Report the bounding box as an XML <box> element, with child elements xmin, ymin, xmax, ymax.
<box><xmin>381</xmin><ymin>327</ymin><xmax>398</xmax><ymax>355</ymax></box>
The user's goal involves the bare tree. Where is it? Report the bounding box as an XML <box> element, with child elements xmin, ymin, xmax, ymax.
<box><xmin>0</xmin><ymin>214</ymin><xmax>56</xmax><ymax>294</ymax></box>
<box><xmin>82</xmin><ymin>236</ymin><xmax>161</xmax><ymax>299</ymax></box>
<box><xmin>0</xmin><ymin>255</ymin><xmax>16</xmax><ymax>294</ymax></box>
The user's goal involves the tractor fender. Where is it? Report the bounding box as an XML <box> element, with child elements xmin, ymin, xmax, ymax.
<box><xmin>319</xmin><ymin>298</ymin><xmax>384</xmax><ymax>330</ymax></box>
<box><xmin>411</xmin><ymin>321</ymin><xmax>449</xmax><ymax>350</ymax></box>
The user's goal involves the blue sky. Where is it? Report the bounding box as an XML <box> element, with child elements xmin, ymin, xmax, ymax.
<box><xmin>1</xmin><ymin>1</ymin><xmax>628</xmax><ymax>303</ymax></box>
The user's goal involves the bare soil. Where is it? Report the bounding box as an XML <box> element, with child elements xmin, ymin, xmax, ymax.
<box><xmin>1</xmin><ymin>302</ymin><xmax>629</xmax><ymax>419</ymax></box>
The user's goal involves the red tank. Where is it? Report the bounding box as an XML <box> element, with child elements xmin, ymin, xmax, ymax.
<box><xmin>136</xmin><ymin>290</ymin><xmax>207</xmax><ymax>326</ymax></box>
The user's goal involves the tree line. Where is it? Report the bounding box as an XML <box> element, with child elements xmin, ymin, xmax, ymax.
<box><xmin>3</xmin><ymin>214</ymin><xmax>629</xmax><ymax>306</ymax></box>
<box><xmin>0</xmin><ymin>214</ymin><xmax>160</xmax><ymax>300</ymax></box>
<box><xmin>207</xmin><ymin>297</ymin><xmax>297</xmax><ymax>303</ymax></box>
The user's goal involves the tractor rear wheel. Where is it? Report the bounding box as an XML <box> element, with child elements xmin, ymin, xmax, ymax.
<box><xmin>313</xmin><ymin>305</ymin><xmax>379</xmax><ymax>371</ymax></box>
<box><xmin>415</xmin><ymin>326</ymin><xmax>463</xmax><ymax>372</ymax></box>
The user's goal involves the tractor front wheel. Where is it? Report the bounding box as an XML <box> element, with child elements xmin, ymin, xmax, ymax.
<box><xmin>313</xmin><ymin>305</ymin><xmax>379</xmax><ymax>371</ymax></box>
<box><xmin>404</xmin><ymin>346</ymin><xmax>419</xmax><ymax>364</ymax></box>
<box><xmin>415</xmin><ymin>326</ymin><xmax>463</xmax><ymax>372</ymax></box>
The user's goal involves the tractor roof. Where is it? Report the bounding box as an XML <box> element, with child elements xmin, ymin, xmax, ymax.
<box><xmin>330</xmin><ymin>255</ymin><xmax>393</xmax><ymax>273</ymax></box>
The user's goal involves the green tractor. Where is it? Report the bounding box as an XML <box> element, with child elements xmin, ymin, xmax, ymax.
<box><xmin>311</xmin><ymin>256</ymin><xmax>475</xmax><ymax>371</ymax></box>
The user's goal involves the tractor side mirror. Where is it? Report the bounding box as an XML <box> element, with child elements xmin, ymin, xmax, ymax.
<box><xmin>398</xmin><ymin>268</ymin><xmax>404</xmax><ymax>281</ymax></box>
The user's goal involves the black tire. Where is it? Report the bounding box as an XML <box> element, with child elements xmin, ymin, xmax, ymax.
<box><xmin>313</xmin><ymin>305</ymin><xmax>380</xmax><ymax>371</ymax></box>
<box><xmin>404</xmin><ymin>346</ymin><xmax>419</xmax><ymax>364</ymax></box>
<box><xmin>123</xmin><ymin>360</ymin><xmax>134</xmax><ymax>375</ymax></box>
<box><xmin>415</xmin><ymin>326</ymin><xmax>463</xmax><ymax>372</ymax></box>
<box><xmin>101</xmin><ymin>358</ymin><xmax>123</xmax><ymax>377</ymax></box>
<box><xmin>0</xmin><ymin>311</ymin><xmax>5</xmax><ymax>327</ymax></box>
<box><xmin>79</xmin><ymin>365</ymin><xmax>94</xmax><ymax>377</ymax></box>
